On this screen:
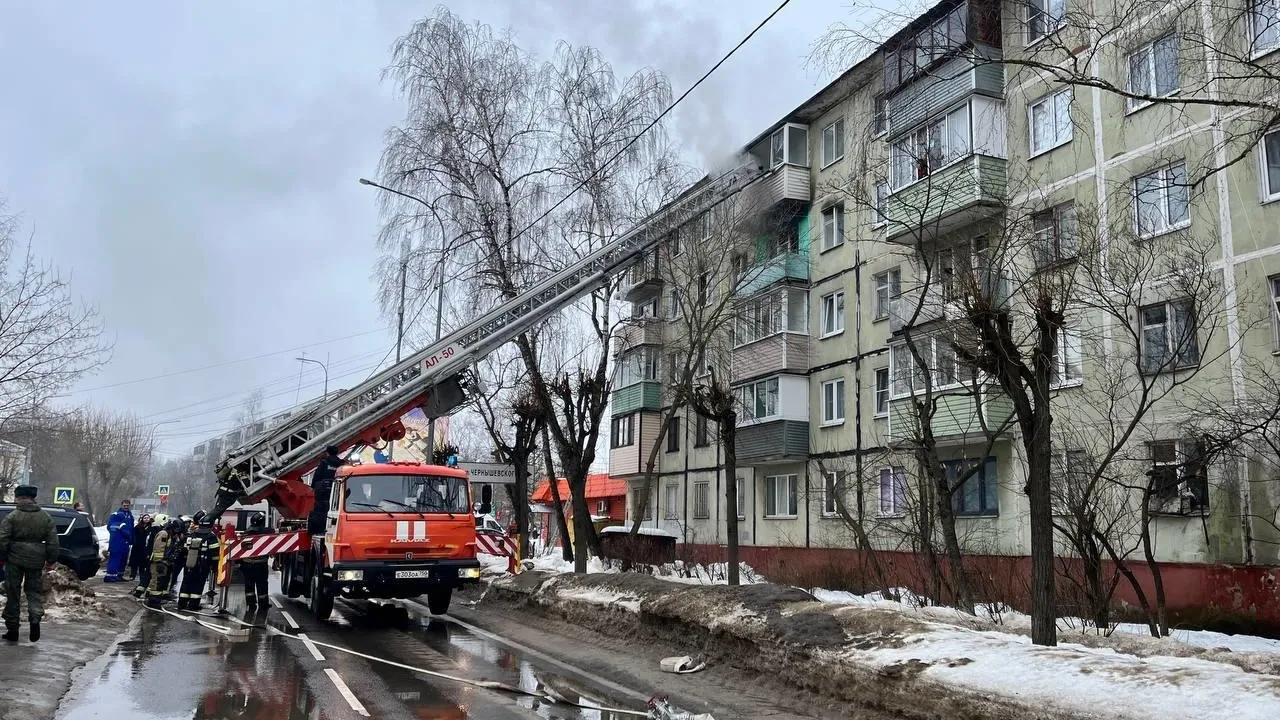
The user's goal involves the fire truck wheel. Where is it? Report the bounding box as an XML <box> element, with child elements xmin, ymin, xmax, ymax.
<box><xmin>310</xmin><ymin>571</ymin><xmax>333</xmax><ymax>621</ymax></box>
<box><xmin>426</xmin><ymin>588</ymin><xmax>451</xmax><ymax>615</ymax></box>
<box><xmin>282</xmin><ymin>560</ymin><xmax>302</xmax><ymax>599</ymax></box>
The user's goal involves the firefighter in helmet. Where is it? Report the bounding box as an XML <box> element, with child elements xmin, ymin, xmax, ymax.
<box><xmin>133</xmin><ymin>513</ymin><xmax>168</xmax><ymax>599</ymax></box>
<box><xmin>177</xmin><ymin>515</ymin><xmax>219</xmax><ymax>611</ymax></box>
<box><xmin>145</xmin><ymin>517</ymin><xmax>180</xmax><ymax>608</ymax></box>
<box><xmin>238</xmin><ymin>512</ymin><xmax>272</xmax><ymax>612</ymax></box>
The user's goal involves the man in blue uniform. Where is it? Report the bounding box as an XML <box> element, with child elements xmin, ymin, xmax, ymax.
<box><xmin>103</xmin><ymin>499</ymin><xmax>134</xmax><ymax>583</ymax></box>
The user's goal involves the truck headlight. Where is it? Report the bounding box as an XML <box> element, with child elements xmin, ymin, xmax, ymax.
<box><xmin>460</xmin><ymin>568</ymin><xmax>481</xmax><ymax>579</ymax></box>
<box><xmin>337</xmin><ymin>570</ymin><xmax>363</xmax><ymax>582</ymax></box>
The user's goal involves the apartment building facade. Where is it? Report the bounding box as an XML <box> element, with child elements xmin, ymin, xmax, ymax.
<box><xmin>609</xmin><ymin>0</ymin><xmax>1280</xmax><ymax>620</ymax></box>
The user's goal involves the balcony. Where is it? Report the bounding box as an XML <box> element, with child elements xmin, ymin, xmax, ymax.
<box><xmin>884</xmin><ymin>154</ymin><xmax>1007</xmax><ymax>243</ymax></box>
<box><xmin>736</xmin><ymin>252</ymin><xmax>809</xmax><ymax>297</ymax></box>
<box><xmin>742</xmin><ymin>163</ymin><xmax>811</xmax><ymax>214</ymax></box>
<box><xmin>731</xmin><ymin>333</ymin><xmax>808</xmax><ymax>384</ymax></box>
<box><xmin>887</xmin><ymin>389</ymin><xmax>1013</xmax><ymax>445</ymax></box>
<box><xmin>613</xmin><ymin>317</ymin><xmax>665</xmax><ymax>356</ymax></box>
<box><xmin>611</xmin><ymin>380</ymin><xmax>663</xmax><ymax>415</ymax></box>
<box><xmin>737</xmin><ymin>420</ymin><xmax>809</xmax><ymax>464</ymax></box>
<box><xmin>889</xmin><ymin>285</ymin><xmax>957</xmax><ymax>333</ymax></box>
<box><xmin>608</xmin><ymin>410</ymin><xmax>664</xmax><ymax>478</ymax></box>
<box><xmin>621</xmin><ymin>253</ymin><xmax>662</xmax><ymax>303</ymax></box>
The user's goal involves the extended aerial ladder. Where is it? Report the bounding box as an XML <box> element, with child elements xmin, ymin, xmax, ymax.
<box><xmin>209</xmin><ymin>163</ymin><xmax>773</xmax><ymax>522</ymax></box>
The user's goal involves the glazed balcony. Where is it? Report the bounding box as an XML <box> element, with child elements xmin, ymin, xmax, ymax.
<box><xmin>621</xmin><ymin>252</ymin><xmax>662</xmax><ymax>303</ymax></box>
<box><xmin>883</xmin><ymin>154</ymin><xmax>1007</xmax><ymax>243</ymax></box>
<box><xmin>887</xmin><ymin>389</ymin><xmax>1013</xmax><ymax>445</ymax></box>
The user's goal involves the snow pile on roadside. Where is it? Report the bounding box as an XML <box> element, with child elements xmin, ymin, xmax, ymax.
<box><xmin>525</xmin><ymin>553</ymin><xmax>615</xmax><ymax>575</ymax></box>
<box><xmin>809</xmin><ymin>586</ymin><xmax>1280</xmax><ymax>664</ymax></box>
<box><xmin>650</xmin><ymin>561</ymin><xmax>763</xmax><ymax>586</ymax></box>
<box><xmin>40</xmin><ymin>565</ymin><xmax>115</xmax><ymax>621</ymax></box>
<box><xmin>494</xmin><ymin>571</ymin><xmax>1280</xmax><ymax>719</ymax></box>
<box><xmin>477</xmin><ymin>552</ymin><xmax>510</xmax><ymax>575</ymax></box>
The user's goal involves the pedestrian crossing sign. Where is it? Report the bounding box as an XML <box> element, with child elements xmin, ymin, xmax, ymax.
<box><xmin>54</xmin><ymin>487</ymin><xmax>74</xmax><ymax>505</ymax></box>
<box><xmin>157</xmin><ymin>484</ymin><xmax>170</xmax><ymax>496</ymax></box>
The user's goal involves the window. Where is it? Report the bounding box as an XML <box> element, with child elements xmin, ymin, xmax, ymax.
<box><xmin>1262</xmin><ymin>128</ymin><xmax>1280</xmax><ymax>201</ymax></box>
<box><xmin>736</xmin><ymin>476</ymin><xmax>747</xmax><ymax>519</ymax></box>
<box><xmin>610</xmin><ymin>414</ymin><xmax>635</xmax><ymax>448</ymax></box>
<box><xmin>822</xmin><ymin>471</ymin><xmax>841</xmax><ymax>516</ymax></box>
<box><xmin>664</xmin><ymin>484</ymin><xmax>679</xmax><ymax>520</ymax></box>
<box><xmin>666</xmin><ymin>416</ymin><xmax>680</xmax><ymax>452</ymax></box>
<box><xmin>1140</xmin><ymin>300</ymin><xmax>1200</xmax><ymax>373</ymax></box>
<box><xmin>1050</xmin><ymin>449</ymin><xmax>1090</xmax><ymax>514</ymax></box>
<box><xmin>1127</xmin><ymin>35</ymin><xmax>1179</xmax><ymax>111</ymax></box>
<box><xmin>764</xmin><ymin>474</ymin><xmax>798</xmax><ymax>518</ymax></box>
<box><xmin>695</xmin><ymin>414</ymin><xmax>711</xmax><ymax>447</ymax></box>
<box><xmin>889</xmin><ymin>337</ymin><xmax>974</xmax><ymax>397</ymax></box>
<box><xmin>1148</xmin><ymin>440</ymin><xmax>1209</xmax><ymax>513</ymax></box>
<box><xmin>735</xmin><ymin>287</ymin><xmax>808</xmax><ymax>345</ymax></box>
<box><xmin>821</xmin><ymin>204</ymin><xmax>845</xmax><ymax>251</ymax></box>
<box><xmin>1251</xmin><ymin>0</ymin><xmax>1280</xmax><ymax>56</ymax></box>
<box><xmin>1031</xmin><ymin>203</ymin><xmax>1079</xmax><ymax>268</ymax></box>
<box><xmin>697</xmin><ymin>273</ymin><xmax>711</xmax><ymax>306</ymax></box>
<box><xmin>345</xmin><ymin>474</ymin><xmax>469</xmax><ymax>515</ymax></box>
<box><xmin>1026</xmin><ymin>0</ymin><xmax>1066</xmax><ymax>44</ymax></box>
<box><xmin>734</xmin><ymin>377</ymin><xmax>780</xmax><ymax>421</ymax></box>
<box><xmin>874</xmin><ymin>368</ymin><xmax>891</xmax><ymax>417</ymax></box>
<box><xmin>872</xmin><ymin>181</ymin><xmax>890</xmax><ymax>228</ymax></box>
<box><xmin>631</xmin><ymin>299</ymin><xmax>658</xmax><ymax>319</ymax></box>
<box><xmin>596</xmin><ymin>499</ymin><xmax>610</xmax><ymax>515</ymax></box>
<box><xmin>693</xmin><ymin>481</ymin><xmax>710</xmax><ymax>519</ymax></box>
<box><xmin>616</xmin><ymin>347</ymin><xmax>662</xmax><ymax>386</ymax></box>
<box><xmin>890</xmin><ymin>104</ymin><xmax>971</xmax><ymax>189</ymax></box>
<box><xmin>768</xmin><ymin>125</ymin><xmax>810</xmax><ymax>167</ymax></box>
<box><xmin>672</xmin><ymin>234</ymin><xmax>686</xmax><ymax>257</ymax></box>
<box><xmin>873</xmin><ymin>96</ymin><xmax>888</xmax><ymax>136</ymax></box>
<box><xmin>946</xmin><ymin>457</ymin><xmax>999</xmax><ymax>516</ymax></box>
<box><xmin>882</xmin><ymin>3</ymin><xmax>968</xmax><ymax>92</ymax></box>
<box><xmin>1134</xmin><ymin>162</ymin><xmax>1190</xmax><ymax>237</ymax></box>
<box><xmin>873</xmin><ymin>268</ymin><xmax>902</xmax><ymax>320</ymax></box>
<box><xmin>1029</xmin><ymin>88</ymin><xmax>1072</xmax><ymax>156</ymax></box>
<box><xmin>821</xmin><ymin>378</ymin><xmax>846</xmax><ymax>425</ymax></box>
<box><xmin>1050</xmin><ymin>327</ymin><xmax>1084</xmax><ymax>387</ymax></box>
<box><xmin>820</xmin><ymin>291</ymin><xmax>845</xmax><ymax>337</ymax></box>
<box><xmin>1270</xmin><ymin>276</ymin><xmax>1280</xmax><ymax>347</ymax></box>
<box><xmin>641</xmin><ymin>490</ymin><xmax>653</xmax><ymax>520</ymax></box>
<box><xmin>879</xmin><ymin>466</ymin><xmax>908</xmax><ymax>515</ymax></box>
<box><xmin>822</xmin><ymin>118</ymin><xmax>845</xmax><ymax>167</ymax></box>
<box><xmin>665</xmin><ymin>288</ymin><xmax>681</xmax><ymax>319</ymax></box>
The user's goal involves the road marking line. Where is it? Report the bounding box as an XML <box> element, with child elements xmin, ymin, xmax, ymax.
<box><xmin>439</xmin><ymin>611</ymin><xmax>651</xmax><ymax>704</ymax></box>
<box><xmin>280</xmin><ymin>611</ymin><xmax>300</xmax><ymax>630</ymax></box>
<box><xmin>324</xmin><ymin>668</ymin><xmax>370</xmax><ymax>717</ymax></box>
<box><xmin>270</xmin><ymin>596</ymin><xmax>282</xmax><ymax>609</ymax></box>
<box><xmin>299</xmin><ymin>632</ymin><xmax>325</xmax><ymax>661</ymax></box>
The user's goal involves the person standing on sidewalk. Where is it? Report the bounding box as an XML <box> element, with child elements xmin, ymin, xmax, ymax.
<box><xmin>133</xmin><ymin>513</ymin><xmax>167</xmax><ymax>598</ymax></box>
<box><xmin>127</xmin><ymin>514</ymin><xmax>153</xmax><ymax>581</ymax></box>
<box><xmin>238</xmin><ymin>512</ymin><xmax>271</xmax><ymax>612</ymax></box>
<box><xmin>103</xmin><ymin>500</ymin><xmax>134</xmax><ymax>583</ymax></box>
<box><xmin>0</xmin><ymin>485</ymin><xmax>59</xmax><ymax>642</ymax></box>
<box><xmin>145</xmin><ymin>519</ymin><xmax>178</xmax><ymax>609</ymax></box>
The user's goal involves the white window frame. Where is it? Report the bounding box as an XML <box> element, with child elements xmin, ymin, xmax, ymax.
<box><xmin>821</xmin><ymin>378</ymin><xmax>846</xmax><ymax>426</ymax></box>
<box><xmin>1270</xmin><ymin>276</ymin><xmax>1280</xmax><ymax>348</ymax></box>
<box><xmin>1031</xmin><ymin>202</ymin><xmax>1079</xmax><ymax>269</ymax></box>
<box><xmin>878</xmin><ymin>466</ymin><xmax>908</xmax><ymax>516</ymax></box>
<box><xmin>736</xmin><ymin>476</ymin><xmax>747</xmax><ymax>520</ymax></box>
<box><xmin>596</xmin><ymin>499</ymin><xmax>609</xmax><ymax>515</ymax></box>
<box><xmin>1026</xmin><ymin>0</ymin><xmax>1066</xmax><ymax>46</ymax></box>
<box><xmin>820</xmin><ymin>291</ymin><xmax>845</xmax><ymax>337</ymax></box>
<box><xmin>1140</xmin><ymin>299</ymin><xmax>1200</xmax><ymax>373</ymax></box>
<box><xmin>874</xmin><ymin>368</ymin><xmax>891</xmax><ymax>417</ymax></box>
<box><xmin>821</xmin><ymin>204</ymin><xmax>845</xmax><ymax>251</ymax></box>
<box><xmin>663</xmin><ymin>483</ymin><xmax>679</xmax><ymax>520</ymax></box>
<box><xmin>693</xmin><ymin>481</ymin><xmax>711</xmax><ymax>519</ymax></box>
<box><xmin>611</xmin><ymin>414</ymin><xmax>635</xmax><ymax>448</ymax></box>
<box><xmin>822</xmin><ymin>471</ymin><xmax>841</xmax><ymax>516</ymax></box>
<box><xmin>1261</xmin><ymin>128</ymin><xmax>1280</xmax><ymax>202</ymax></box>
<box><xmin>872</xmin><ymin>181</ymin><xmax>890</xmax><ymax>229</ymax></box>
<box><xmin>764</xmin><ymin>474</ymin><xmax>798</xmax><ymax>518</ymax></box>
<box><xmin>1126</xmin><ymin>34</ymin><xmax>1180</xmax><ymax>112</ymax></box>
<box><xmin>889</xmin><ymin>103</ymin><xmax>971</xmax><ymax>190</ymax></box>
<box><xmin>872</xmin><ymin>96</ymin><xmax>888</xmax><ymax>137</ymax></box>
<box><xmin>1251</xmin><ymin>0</ymin><xmax>1280</xmax><ymax>58</ymax></box>
<box><xmin>1050</xmin><ymin>327</ymin><xmax>1083</xmax><ymax>388</ymax></box>
<box><xmin>873</xmin><ymin>268</ymin><xmax>901</xmax><ymax>321</ymax></box>
<box><xmin>1050</xmin><ymin>448</ymin><xmax>1090</xmax><ymax>515</ymax></box>
<box><xmin>1028</xmin><ymin>88</ymin><xmax>1072</xmax><ymax>157</ymax></box>
<box><xmin>1134</xmin><ymin>161</ymin><xmax>1190</xmax><ymax>238</ymax></box>
<box><xmin>889</xmin><ymin>336</ymin><xmax>972</xmax><ymax>398</ymax></box>
<box><xmin>734</xmin><ymin>377</ymin><xmax>780</xmax><ymax>422</ymax></box>
<box><xmin>697</xmin><ymin>272</ymin><xmax>712</xmax><ymax>307</ymax></box>
<box><xmin>821</xmin><ymin>118</ymin><xmax>846</xmax><ymax>168</ymax></box>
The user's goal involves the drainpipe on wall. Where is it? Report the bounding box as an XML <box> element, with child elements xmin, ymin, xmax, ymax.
<box><xmin>853</xmin><ymin>238</ymin><xmax>866</xmax><ymax>527</ymax></box>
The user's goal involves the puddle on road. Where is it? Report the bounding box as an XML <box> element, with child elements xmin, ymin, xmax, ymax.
<box><xmin>59</xmin><ymin>614</ymin><xmax>333</xmax><ymax>720</ymax></box>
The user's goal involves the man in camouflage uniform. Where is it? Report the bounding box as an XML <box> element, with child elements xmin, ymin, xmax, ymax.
<box><xmin>0</xmin><ymin>485</ymin><xmax>60</xmax><ymax>642</ymax></box>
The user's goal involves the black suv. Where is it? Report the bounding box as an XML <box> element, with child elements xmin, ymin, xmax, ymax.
<box><xmin>0</xmin><ymin>505</ymin><xmax>101</xmax><ymax>580</ymax></box>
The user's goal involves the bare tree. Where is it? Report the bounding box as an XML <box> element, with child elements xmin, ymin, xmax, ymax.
<box><xmin>375</xmin><ymin>8</ymin><xmax>687</xmax><ymax>572</ymax></box>
<box><xmin>53</xmin><ymin>408</ymin><xmax>150</xmax><ymax>519</ymax></box>
<box><xmin>0</xmin><ymin>205</ymin><xmax>109</xmax><ymax>428</ymax></box>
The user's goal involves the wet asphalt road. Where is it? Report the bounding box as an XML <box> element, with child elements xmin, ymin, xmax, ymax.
<box><xmin>55</xmin><ymin>584</ymin><xmax>662</xmax><ymax>720</ymax></box>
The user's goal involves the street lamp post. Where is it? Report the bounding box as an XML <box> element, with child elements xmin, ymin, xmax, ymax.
<box><xmin>359</xmin><ymin>177</ymin><xmax>448</xmax><ymax>463</ymax></box>
<box><xmin>295</xmin><ymin>356</ymin><xmax>329</xmax><ymax>398</ymax></box>
<box><xmin>145</xmin><ymin>419</ymin><xmax>182</xmax><ymax>501</ymax></box>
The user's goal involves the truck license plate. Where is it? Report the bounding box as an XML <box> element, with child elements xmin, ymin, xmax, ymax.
<box><xmin>395</xmin><ymin>570</ymin><xmax>429</xmax><ymax>579</ymax></box>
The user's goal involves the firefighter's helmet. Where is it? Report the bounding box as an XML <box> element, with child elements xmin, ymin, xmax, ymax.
<box><xmin>153</xmin><ymin>513</ymin><xmax>169</xmax><ymax>525</ymax></box>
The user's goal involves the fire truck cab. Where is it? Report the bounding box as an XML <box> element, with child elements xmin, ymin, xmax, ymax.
<box><xmin>279</xmin><ymin>461</ymin><xmax>481</xmax><ymax>619</ymax></box>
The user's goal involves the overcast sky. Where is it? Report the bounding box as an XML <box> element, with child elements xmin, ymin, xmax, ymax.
<box><xmin>0</xmin><ymin>0</ymin><xmax>858</xmax><ymax>459</ymax></box>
